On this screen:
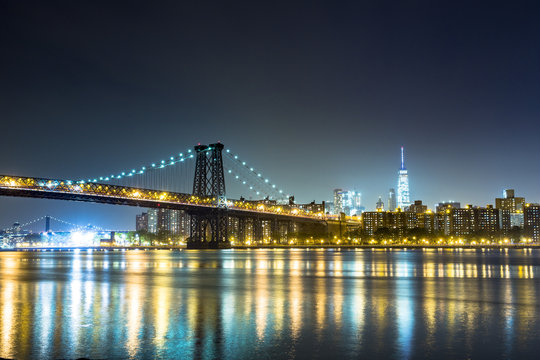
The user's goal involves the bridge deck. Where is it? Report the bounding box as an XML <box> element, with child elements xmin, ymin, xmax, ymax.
<box><xmin>0</xmin><ymin>175</ymin><xmax>344</xmax><ymax>223</ymax></box>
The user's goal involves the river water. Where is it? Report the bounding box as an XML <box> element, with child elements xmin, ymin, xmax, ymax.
<box><xmin>0</xmin><ymin>248</ymin><xmax>539</xmax><ymax>359</ymax></box>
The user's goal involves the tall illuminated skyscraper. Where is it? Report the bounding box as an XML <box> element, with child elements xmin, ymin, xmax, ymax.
<box><xmin>397</xmin><ymin>146</ymin><xmax>411</xmax><ymax>209</ymax></box>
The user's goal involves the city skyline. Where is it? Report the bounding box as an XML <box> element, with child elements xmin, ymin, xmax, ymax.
<box><xmin>1</xmin><ymin>144</ymin><xmax>539</xmax><ymax>232</ymax></box>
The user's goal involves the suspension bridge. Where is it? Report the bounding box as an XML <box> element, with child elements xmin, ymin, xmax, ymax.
<box><xmin>0</xmin><ymin>143</ymin><xmax>351</xmax><ymax>248</ymax></box>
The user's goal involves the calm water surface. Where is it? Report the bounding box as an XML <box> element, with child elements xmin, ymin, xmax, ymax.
<box><xmin>1</xmin><ymin>248</ymin><xmax>540</xmax><ymax>359</ymax></box>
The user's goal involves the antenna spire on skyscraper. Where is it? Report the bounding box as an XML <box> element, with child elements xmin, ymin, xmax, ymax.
<box><xmin>401</xmin><ymin>146</ymin><xmax>405</xmax><ymax>170</ymax></box>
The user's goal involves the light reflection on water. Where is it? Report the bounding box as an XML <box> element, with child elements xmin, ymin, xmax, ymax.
<box><xmin>0</xmin><ymin>249</ymin><xmax>539</xmax><ymax>359</ymax></box>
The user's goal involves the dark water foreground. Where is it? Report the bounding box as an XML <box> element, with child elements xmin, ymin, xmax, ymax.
<box><xmin>0</xmin><ymin>248</ymin><xmax>539</xmax><ymax>359</ymax></box>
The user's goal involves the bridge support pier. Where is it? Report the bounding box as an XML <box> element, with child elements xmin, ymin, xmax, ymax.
<box><xmin>187</xmin><ymin>209</ymin><xmax>230</xmax><ymax>249</ymax></box>
<box><xmin>187</xmin><ymin>143</ymin><xmax>230</xmax><ymax>249</ymax></box>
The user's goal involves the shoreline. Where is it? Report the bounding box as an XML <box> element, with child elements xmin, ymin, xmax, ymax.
<box><xmin>1</xmin><ymin>244</ymin><xmax>540</xmax><ymax>251</ymax></box>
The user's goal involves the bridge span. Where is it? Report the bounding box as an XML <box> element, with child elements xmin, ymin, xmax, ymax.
<box><xmin>0</xmin><ymin>143</ymin><xmax>356</xmax><ymax>248</ymax></box>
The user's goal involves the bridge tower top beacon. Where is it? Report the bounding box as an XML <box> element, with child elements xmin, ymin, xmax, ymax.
<box><xmin>192</xmin><ymin>143</ymin><xmax>226</xmax><ymax>206</ymax></box>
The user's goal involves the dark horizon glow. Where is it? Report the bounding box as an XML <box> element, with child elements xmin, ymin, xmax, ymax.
<box><xmin>1</xmin><ymin>1</ymin><xmax>540</xmax><ymax>230</ymax></box>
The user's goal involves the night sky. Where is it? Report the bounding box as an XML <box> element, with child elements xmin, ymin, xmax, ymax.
<box><xmin>1</xmin><ymin>0</ymin><xmax>539</xmax><ymax>231</ymax></box>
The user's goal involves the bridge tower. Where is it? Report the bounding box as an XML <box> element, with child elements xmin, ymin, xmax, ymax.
<box><xmin>188</xmin><ymin>143</ymin><xmax>230</xmax><ymax>249</ymax></box>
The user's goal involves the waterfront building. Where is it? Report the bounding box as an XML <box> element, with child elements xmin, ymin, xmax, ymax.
<box><xmin>388</xmin><ymin>188</ymin><xmax>396</xmax><ymax>211</ymax></box>
<box><xmin>140</xmin><ymin>209</ymin><xmax>189</xmax><ymax>236</ymax></box>
<box><xmin>435</xmin><ymin>205</ymin><xmax>501</xmax><ymax>237</ymax></box>
<box><xmin>397</xmin><ymin>146</ymin><xmax>411</xmax><ymax>209</ymax></box>
<box><xmin>476</xmin><ymin>205</ymin><xmax>500</xmax><ymax>234</ymax></box>
<box><xmin>362</xmin><ymin>210</ymin><xmax>387</xmax><ymax>235</ymax></box>
<box><xmin>524</xmin><ymin>204</ymin><xmax>540</xmax><ymax>242</ymax></box>
<box><xmin>416</xmin><ymin>211</ymin><xmax>436</xmax><ymax>233</ymax></box>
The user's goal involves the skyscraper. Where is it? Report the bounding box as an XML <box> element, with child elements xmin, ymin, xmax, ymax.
<box><xmin>388</xmin><ymin>188</ymin><xmax>396</xmax><ymax>211</ymax></box>
<box><xmin>397</xmin><ymin>146</ymin><xmax>411</xmax><ymax>209</ymax></box>
<box><xmin>333</xmin><ymin>189</ymin><xmax>343</xmax><ymax>214</ymax></box>
<box><xmin>333</xmin><ymin>189</ymin><xmax>363</xmax><ymax>215</ymax></box>
<box><xmin>376</xmin><ymin>196</ymin><xmax>384</xmax><ymax>210</ymax></box>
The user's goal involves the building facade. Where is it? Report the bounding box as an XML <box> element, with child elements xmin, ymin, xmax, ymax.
<box><xmin>524</xmin><ymin>204</ymin><xmax>540</xmax><ymax>241</ymax></box>
<box><xmin>388</xmin><ymin>188</ymin><xmax>396</xmax><ymax>211</ymax></box>
<box><xmin>138</xmin><ymin>208</ymin><xmax>190</xmax><ymax>237</ymax></box>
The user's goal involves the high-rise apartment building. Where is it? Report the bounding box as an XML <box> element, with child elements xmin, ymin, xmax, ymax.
<box><xmin>136</xmin><ymin>212</ymin><xmax>148</xmax><ymax>231</ymax></box>
<box><xmin>140</xmin><ymin>208</ymin><xmax>190</xmax><ymax>237</ymax></box>
<box><xmin>397</xmin><ymin>146</ymin><xmax>411</xmax><ymax>209</ymax></box>
<box><xmin>495</xmin><ymin>189</ymin><xmax>525</xmax><ymax>229</ymax></box>
<box><xmin>495</xmin><ymin>189</ymin><xmax>525</xmax><ymax>212</ymax></box>
<box><xmin>148</xmin><ymin>208</ymin><xmax>158</xmax><ymax>233</ymax></box>
<box><xmin>436</xmin><ymin>205</ymin><xmax>501</xmax><ymax>237</ymax></box>
<box><xmin>524</xmin><ymin>204</ymin><xmax>540</xmax><ymax>242</ymax></box>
